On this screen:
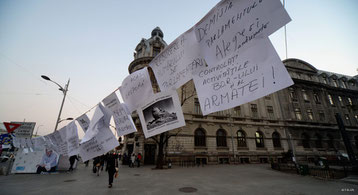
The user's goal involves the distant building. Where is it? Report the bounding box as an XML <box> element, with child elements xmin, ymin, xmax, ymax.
<box><xmin>122</xmin><ymin>28</ymin><xmax>358</xmax><ymax>165</ymax></box>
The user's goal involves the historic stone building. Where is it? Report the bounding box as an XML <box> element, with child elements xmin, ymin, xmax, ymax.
<box><xmin>122</xmin><ymin>27</ymin><xmax>358</xmax><ymax>165</ymax></box>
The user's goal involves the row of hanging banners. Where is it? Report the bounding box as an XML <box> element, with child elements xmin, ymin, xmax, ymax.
<box><xmin>13</xmin><ymin>0</ymin><xmax>294</xmax><ymax>163</ymax></box>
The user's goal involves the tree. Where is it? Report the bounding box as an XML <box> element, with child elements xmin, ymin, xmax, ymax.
<box><xmin>151</xmin><ymin>81</ymin><xmax>196</xmax><ymax>169</ymax></box>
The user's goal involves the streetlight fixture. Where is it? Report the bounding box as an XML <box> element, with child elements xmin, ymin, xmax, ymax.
<box><xmin>58</xmin><ymin>117</ymin><xmax>74</xmax><ymax>124</ymax></box>
<box><xmin>41</xmin><ymin>75</ymin><xmax>70</xmax><ymax>132</ymax></box>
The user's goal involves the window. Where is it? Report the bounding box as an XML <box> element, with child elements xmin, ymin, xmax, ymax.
<box><xmin>319</xmin><ymin>111</ymin><xmax>325</xmax><ymax>121</ymax></box>
<box><xmin>255</xmin><ymin>131</ymin><xmax>265</xmax><ymax>148</ymax></box>
<box><xmin>345</xmin><ymin>114</ymin><xmax>351</xmax><ymax>125</ymax></box>
<box><xmin>194</xmin><ymin>98</ymin><xmax>201</xmax><ymax>115</ymax></box>
<box><xmin>333</xmin><ymin>79</ymin><xmax>338</xmax><ymax>87</ymax></box>
<box><xmin>233</xmin><ymin>106</ymin><xmax>241</xmax><ymax>116</ymax></box>
<box><xmin>272</xmin><ymin>132</ymin><xmax>281</xmax><ymax>148</ymax></box>
<box><xmin>153</xmin><ymin>47</ymin><xmax>161</xmax><ymax>57</ymax></box>
<box><xmin>327</xmin><ymin>94</ymin><xmax>334</xmax><ymax>105</ymax></box>
<box><xmin>194</xmin><ymin>128</ymin><xmax>206</xmax><ymax>147</ymax></box>
<box><xmin>323</xmin><ymin>77</ymin><xmax>328</xmax><ymax>84</ymax></box>
<box><xmin>251</xmin><ymin>104</ymin><xmax>258</xmax><ymax>118</ymax></box>
<box><xmin>265</xmin><ymin>95</ymin><xmax>271</xmax><ymax>100</ymax></box>
<box><xmin>347</xmin><ymin>97</ymin><xmax>353</xmax><ymax>106</ymax></box>
<box><xmin>342</xmin><ymin>81</ymin><xmax>347</xmax><ymax>89</ymax></box>
<box><xmin>302</xmin><ymin>133</ymin><xmax>310</xmax><ymax>149</ymax></box>
<box><xmin>313</xmin><ymin>92</ymin><xmax>321</xmax><ymax>104</ymax></box>
<box><xmin>355</xmin><ymin>115</ymin><xmax>358</xmax><ymax>124</ymax></box>
<box><xmin>307</xmin><ymin>109</ymin><xmax>314</xmax><ymax>120</ymax></box>
<box><xmin>237</xmin><ymin>130</ymin><xmax>246</xmax><ymax>147</ymax></box>
<box><xmin>338</xmin><ymin>96</ymin><xmax>344</xmax><ymax>106</ymax></box>
<box><xmin>315</xmin><ymin>134</ymin><xmax>322</xmax><ymax>148</ymax></box>
<box><xmin>289</xmin><ymin>88</ymin><xmax>297</xmax><ymax>101</ymax></box>
<box><xmin>216</xmin><ymin>129</ymin><xmax>227</xmax><ymax>147</ymax></box>
<box><xmin>267</xmin><ymin>106</ymin><xmax>274</xmax><ymax>119</ymax></box>
<box><xmin>327</xmin><ymin>134</ymin><xmax>334</xmax><ymax>148</ymax></box>
<box><xmin>294</xmin><ymin>108</ymin><xmax>302</xmax><ymax>120</ymax></box>
<box><xmin>302</xmin><ymin>89</ymin><xmax>309</xmax><ymax>102</ymax></box>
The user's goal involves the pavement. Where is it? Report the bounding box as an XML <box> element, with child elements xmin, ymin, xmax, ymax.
<box><xmin>0</xmin><ymin>162</ymin><xmax>357</xmax><ymax>195</ymax></box>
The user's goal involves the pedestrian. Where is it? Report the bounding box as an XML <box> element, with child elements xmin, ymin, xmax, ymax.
<box><xmin>137</xmin><ymin>153</ymin><xmax>142</xmax><ymax>167</ymax></box>
<box><xmin>106</xmin><ymin>151</ymin><xmax>118</xmax><ymax>188</ymax></box>
<box><xmin>68</xmin><ymin>155</ymin><xmax>79</xmax><ymax>172</ymax></box>
<box><xmin>84</xmin><ymin>160</ymin><xmax>89</xmax><ymax>167</ymax></box>
<box><xmin>93</xmin><ymin>156</ymin><xmax>101</xmax><ymax>176</ymax></box>
<box><xmin>130</xmin><ymin>153</ymin><xmax>136</xmax><ymax>168</ymax></box>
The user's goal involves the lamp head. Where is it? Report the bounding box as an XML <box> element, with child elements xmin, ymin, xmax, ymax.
<box><xmin>41</xmin><ymin>75</ymin><xmax>51</xmax><ymax>81</ymax></box>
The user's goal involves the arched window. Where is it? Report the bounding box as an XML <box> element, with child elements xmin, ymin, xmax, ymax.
<box><xmin>216</xmin><ymin>129</ymin><xmax>227</xmax><ymax>147</ymax></box>
<box><xmin>237</xmin><ymin>130</ymin><xmax>246</xmax><ymax>147</ymax></box>
<box><xmin>327</xmin><ymin>134</ymin><xmax>334</xmax><ymax>148</ymax></box>
<box><xmin>194</xmin><ymin>128</ymin><xmax>206</xmax><ymax>147</ymax></box>
<box><xmin>255</xmin><ymin>131</ymin><xmax>265</xmax><ymax>148</ymax></box>
<box><xmin>315</xmin><ymin>134</ymin><xmax>322</xmax><ymax>148</ymax></box>
<box><xmin>302</xmin><ymin>133</ymin><xmax>310</xmax><ymax>148</ymax></box>
<box><xmin>272</xmin><ymin>132</ymin><xmax>281</xmax><ymax>148</ymax></box>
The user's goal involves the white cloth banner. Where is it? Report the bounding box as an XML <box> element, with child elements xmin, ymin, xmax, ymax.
<box><xmin>119</xmin><ymin>67</ymin><xmax>154</xmax><ymax>113</ymax></box>
<box><xmin>149</xmin><ymin>28</ymin><xmax>206</xmax><ymax>91</ymax></box>
<box><xmin>79</xmin><ymin>125</ymin><xmax>119</xmax><ymax>162</ymax></box>
<box><xmin>80</xmin><ymin>103</ymin><xmax>112</xmax><ymax>143</ymax></box>
<box><xmin>102</xmin><ymin>92</ymin><xmax>137</xmax><ymax>137</ymax></box>
<box><xmin>76</xmin><ymin>113</ymin><xmax>90</xmax><ymax>133</ymax></box>
<box><xmin>137</xmin><ymin>90</ymin><xmax>186</xmax><ymax>138</ymax></box>
<box><xmin>193</xmin><ymin>38</ymin><xmax>293</xmax><ymax>115</ymax></box>
<box><xmin>66</xmin><ymin>121</ymin><xmax>80</xmax><ymax>156</ymax></box>
<box><xmin>194</xmin><ymin>0</ymin><xmax>291</xmax><ymax>67</ymax></box>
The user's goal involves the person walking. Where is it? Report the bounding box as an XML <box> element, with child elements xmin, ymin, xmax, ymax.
<box><xmin>106</xmin><ymin>152</ymin><xmax>118</xmax><ymax>188</ymax></box>
<box><xmin>93</xmin><ymin>156</ymin><xmax>101</xmax><ymax>176</ymax></box>
<box><xmin>68</xmin><ymin>155</ymin><xmax>79</xmax><ymax>172</ymax></box>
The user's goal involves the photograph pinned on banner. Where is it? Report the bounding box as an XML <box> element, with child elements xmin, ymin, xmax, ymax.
<box><xmin>119</xmin><ymin>67</ymin><xmax>154</xmax><ymax>113</ymax></box>
<box><xmin>137</xmin><ymin>90</ymin><xmax>185</xmax><ymax>138</ymax></box>
<box><xmin>193</xmin><ymin>38</ymin><xmax>294</xmax><ymax>115</ymax></box>
<box><xmin>194</xmin><ymin>0</ymin><xmax>291</xmax><ymax>67</ymax></box>
<box><xmin>76</xmin><ymin>113</ymin><xmax>90</xmax><ymax>133</ymax></box>
<box><xmin>149</xmin><ymin>28</ymin><xmax>206</xmax><ymax>92</ymax></box>
<box><xmin>102</xmin><ymin>92</ymin><xmax>137</xmax><ymax>137</ymax></box>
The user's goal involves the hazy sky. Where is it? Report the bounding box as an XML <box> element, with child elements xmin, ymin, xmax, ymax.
<box><xmin>0</xmin><ymin>0</ymin><xmax>357</xmax><ymax>137</ymax></box>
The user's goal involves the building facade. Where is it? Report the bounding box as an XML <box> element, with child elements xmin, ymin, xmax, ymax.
<box><xmin>122</xmin><ymin>28</ymin><xmax>358</xmax><ymax>165</ymax></box>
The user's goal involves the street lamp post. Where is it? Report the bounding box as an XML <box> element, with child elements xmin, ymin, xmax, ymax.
<box><xmin>41</xmin><ymin>75</ymin><xmax>70</xmax><ymax>132</ymax></box>
<box><xmin>35</xmin><ymin>125</ymin><xmax>43</xmax><ymax>137</ymax></box>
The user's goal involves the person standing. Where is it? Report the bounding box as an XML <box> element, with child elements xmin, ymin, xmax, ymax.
<box><xmin>68</xmin><ymin>155</ymin><xmax>79</xmax><ymax>172</ymax></box>
<box><xmin>106</xmin><ymin>152</ymin><xmax>118</xmax><ymax>188</ymax></box>
<box><xmin>130</xmin><ymin>154</ymin><xmax>136</xmax><ymax>168</ymax></box>
<box><xmin>137</xmin><ymin>153</ymin><xmax>142</xmax><ymax>167</ymax></box>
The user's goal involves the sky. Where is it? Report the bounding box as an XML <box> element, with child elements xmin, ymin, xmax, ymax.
<box><xmin>0</xmin><ymin>0</ymin><xmax>357</xmax><ymax>137</ymax></box>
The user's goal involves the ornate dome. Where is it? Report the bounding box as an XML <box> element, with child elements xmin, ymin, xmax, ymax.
<box><xmin>151</xmin><ymin>27</ymin><xmax>164</xmax><ymax>38</ymax></box>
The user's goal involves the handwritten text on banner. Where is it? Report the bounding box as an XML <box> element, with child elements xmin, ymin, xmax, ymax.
<box><xmin>119</xmin><ymin>67</ymin><xmax>154</xmax><ymax>113</ymax></box>
<box><xmin>193</xmin><ymin>38</ymin><xmax>293</xmax><ymax>115</ymax></box>
<box><xmin>194</xmin><ymin>0</ymin><xmax>291</xmax><ymax>67</ymax></box>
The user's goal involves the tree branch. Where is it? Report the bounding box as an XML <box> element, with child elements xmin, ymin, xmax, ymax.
<box><xmin>150</xmin><ymin>136</ymin><xmax>159</xmax><ymax>144</ymax></box>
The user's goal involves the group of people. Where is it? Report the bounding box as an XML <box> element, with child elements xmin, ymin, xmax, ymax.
<box><xmin>123</xmin><ymin>153</ymin><xmax>142</xmax><ymax>168</ymax></box>
<box><xmin>92</xmin><ymin>152</ymin><xmax>119</xmax><ymax>188</ymax></box>
<box><xmin>35</xmin><ymin>149</ymin><xmax>121</xmax><ymax>188</ymax></box>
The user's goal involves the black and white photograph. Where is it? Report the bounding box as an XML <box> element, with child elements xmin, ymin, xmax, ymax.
<box><xmin>137</xmin><ymin>90</ymin><xmax>185</xmax><ymax>138</ymax></box>
<box><xmin>143</xmin><ymin>97</ymin><xmax>177</xmax><ymax>131</ymax></box>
